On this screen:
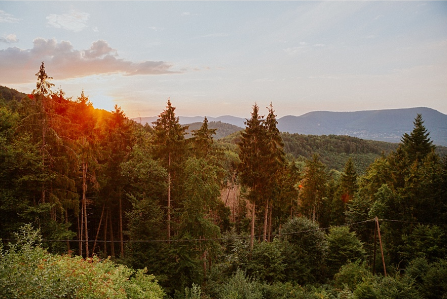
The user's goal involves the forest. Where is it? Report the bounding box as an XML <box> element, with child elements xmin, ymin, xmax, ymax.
<box><xmin>1</xmin><ymin>63</ymin><xmax>446</xmax><ymax>298</ymax></box>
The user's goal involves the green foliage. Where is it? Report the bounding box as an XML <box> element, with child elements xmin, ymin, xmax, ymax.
<box><xmin>405</xmin><ymin>257</ymin><xmax>447</xmax><ymax>299</ymax></box>
<box><xmin>401</xmin><ymin>114</ymin><xmax>435</xmax><ymax>163</ymax></box>
<box><xmin>401</xmin><ymin>224</ymin><xmax>447</xmax><ymax>263</ymax></box>
<box><xmin>333</xmin><ymin>261</ymin><xmax>373</xmax><ymax>292</ymax></box>
<box><xmin>0</xmin><ymin>225</ymin><xmax>165</xmax><ymax>299</ymax></box>
<box><xmin>246</xmin><ymin>238</ymin><xmax>286</xmax><ymax>283</ymax></box>
<box><xmin>281</xmin><ymin>133</ymin><xmax>398</xmax><ymax>173</ymax></box>
<box><xmin>299</xmin><ymin>154</ymin><xmax>327</xmax><ymax>222</ymax></box>
<box><xmin>326</xmin><ymin>226</ymin><xmax>366</xmax><ymax>278</ymax></box>
<box><xmin>280</xmin><ymin>217</ymin><xmax>327</xmax><ymax>284</ymax></box>
<box><xmin>217</xmin><ymin>269</ymin><xmax>263</xmax><ymax>299</ymax></box>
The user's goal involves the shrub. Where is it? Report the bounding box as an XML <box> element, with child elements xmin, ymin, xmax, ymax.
<box><xmin>0</xmin><ymin>224</ymin><xmax>164</xmax><ymax>299</ymax></box>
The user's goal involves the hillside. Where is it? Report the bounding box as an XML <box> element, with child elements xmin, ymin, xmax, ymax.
<box><xmin>0</xmin><ymin>86</ymin><xmax>26</xmax><ymax>103</ymax></box>
<box><xmin>185</xmin><ymin>121</ymin><xmax>243</xmax><ymax>139</ymax></box>
<box><xmin>218</xmin><ymin>132</ymin><xmax>400</xmax><ymax>173</ymax></box>
<box><xmin>135</xmin><ymin>107</ymin><xmax>447</xmax><ymax>146</ymax></box>
<box><xmin>3</xmin><ymin>86</ymin><xmax>445</xmax><ymax>146</ymax></box>
<box><xmin>278</xmin><ymin>107</ymin><xmax>447</xmax><ymax>146</ymax></box>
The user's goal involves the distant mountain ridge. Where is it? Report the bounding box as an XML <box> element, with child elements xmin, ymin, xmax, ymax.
<box><xmin>134</xmin><ymin>107</ymin><xmax>447</xmax><ymax>146</ymax></box>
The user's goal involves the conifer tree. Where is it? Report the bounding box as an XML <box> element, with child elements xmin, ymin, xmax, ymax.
<box><xmin>401</xmin><ymin>114</ymin><xmax>435</xmax><ymax>163</ymax></box>
<box><xmin>340</xmin><ymin>157</ymin><xmax>358</xmax><ymax>203</ymax></box>
<box><xmin>152</xmin><ymin>99</ymin><xmax>187</xmax><ymax>240</ymax></box>
<box><xmin>299</xmin><ymin>154</ymin><xmax>327</xmax><ymax>222</ymax></box>
<box><xmin>191</xmin><ymin>116</ymin><xmax>216</xmax><ymax>159</ymax></box>
<box><xmin>237</xmin><ymin>103</ymin><xmax>269</xmax><ymax>249</ymax></box>
<box><xmin>262</xmin><ymin>103</ymin><xmax>285</xmax><ymax>241</ymax></box>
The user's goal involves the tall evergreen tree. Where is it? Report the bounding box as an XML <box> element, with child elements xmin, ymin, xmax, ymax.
<box><xmin>262</xmin><ymin>103</ymin><xmax>285</xmax><ymax>241</ymax></box>
<box><xmin>152</xmin><ymin>99</ymin><xmax>188</xmax><ymax>240</ymax></box>
<box><xmin>299</xmin><ymin>154</ymin><xmax>327</xmax><ymax>222</ymax></box>
<box><xmin>401</xmin><ymin>114</ymin><xmax>435</xmax><ymax>163</ymax></box>
<box><xmin>237</xmin><ymin>103</ymin><xmax>269</xmax><ymax>249</ymax></box>
<box><xmin>191</xmin><ymin>116</ymin><xmax>216</xmax><ymax>159</ymax></box>
<box><xmin>340</xmin><ymin>157</ymin><xmax>358</xmax><ymax>203</ymax></box>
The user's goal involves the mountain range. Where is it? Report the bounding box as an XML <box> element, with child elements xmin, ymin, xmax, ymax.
<box><xmin>134</xmin><ymin>107</ymin><xmax>447</xmax><ymax>146</ymax></box>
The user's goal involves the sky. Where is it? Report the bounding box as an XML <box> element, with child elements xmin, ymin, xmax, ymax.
<box><xmin>1</xmin><ymin>1</ymin><xmax>447</xmax><ymax>119</ymax></box>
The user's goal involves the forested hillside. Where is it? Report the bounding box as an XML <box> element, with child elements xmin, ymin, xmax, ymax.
<box><xmin>185</xmin><ymin>120</ymin><xmax>242</xmax><ymax>140</ymax></box>
<box><xmin>1</xmin><ymin>65</ymin><xmax>446</xmax><ymax>298</ymax></box>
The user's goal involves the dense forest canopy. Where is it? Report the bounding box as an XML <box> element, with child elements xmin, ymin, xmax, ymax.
<box><xmin>1</xmin><ymin>64</ymin><xmax>446</xmax><ymax>298</ymax></box>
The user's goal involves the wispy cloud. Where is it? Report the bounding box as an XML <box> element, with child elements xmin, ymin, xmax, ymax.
<box><xmin>47</xmin><ymin>9</ymin><xmax>89</xmax><ymax>32</ymax></box>
<box><xmin>0</xmin><ymin>34</ymin><xmax>18</xmax><ymax>43</ymax></box>
<box><xmin>196</xmin><ymin>33</ymin><xmax>229</xmax><ymax>39</ymax></box>
<box><xmin>0</xmin><ymin>10</ymin><xmax>20</xmax><ymax>23</ymax></box>
<box><xmin>0</xmin><ymin>38</ymin><xmax>181</xmax><ymax>83</ymax></box>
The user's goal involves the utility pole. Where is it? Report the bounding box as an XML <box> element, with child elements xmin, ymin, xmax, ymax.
<box><xmin>375</xmin><ymin>217</ymin><xmax>387</xmax><ymax>276</ymax></box>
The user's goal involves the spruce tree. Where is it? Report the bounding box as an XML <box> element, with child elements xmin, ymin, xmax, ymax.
<box><xmin>237</xmin><ymin>103</ymin><xmax>269</xmax><ymax>249</ymax></box>
<box><xmin>152</xmin><ymin>99</ymin><xmax>187</xmax><ymax>240</ymax></box>
<box><xmin>340</xmin><ymin>157</ymin><xmax>358</xmax><ymax>203</ymax></box>
<box><xmin>299</xmin><ymin>154</ymin><xmax>327</xmax><ymax>222</ymax></box>
<box><xmin>401</xmin><ymin>114</ymin><xmax>435</xmax><ymax>163</ymax></box>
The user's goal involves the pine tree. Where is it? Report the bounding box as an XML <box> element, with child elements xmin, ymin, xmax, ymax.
<box><xmin>262</xmin><ymin>103</ymin><xmax>285</xmax><ymax>241</ymax></box>
<box><xmin>191</xmin><ymin>116</ymin><xmax>216</xmax><ymax>159</ymax></box>
<box><xmin>237</xmin><ymin>103</ymin><xmax>269</xmax><ymax>249</ymax></box>
<box><xmin>401</xmin><ymin>114</ymin><xmax>435</xmax><ymax>163</ymax></box>
<box><xmin>340</xmin><ymin>157</ymin><xmax>358</xmax><ymax>203</ymax></box>
<box><xmin>299</xmin><ymin>154</ymin><xmax>327</xmax><ymax>222</ymax></box>
<box><xmin>152</xmin><ymin>99</ymin><xmax>188</xmax><ymax>240</ymax></box>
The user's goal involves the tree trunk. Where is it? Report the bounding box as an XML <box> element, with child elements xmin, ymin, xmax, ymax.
<box><xmin>250</xmin><ymin>201</ymin><xmax>255</xmax><ymax>251</ymax></box>
<box><xmin>119</xmin><ymin>192</ymin><xmax>124</xmax><ymax>258</ymax></box>
<box><xmin>65</xmin><ymin>209</ymin><xmax>70</xmax><ymax>252</ymax></box>
<box><xmin>167</xmin><ymin>152</ymin><xmax>171</xmax><ymax>241</ymax></box>
<box><xmin>41</xmin><ymin>116</ymin><xmax>46</xmax><ymax>203</ymax></box>
<box><xmin>92</xmin><ymin>204</ymin><xmax>105</xmax><ymax>255</ymax></box>
<box><xmin>103</xmin><ymin>209</ymin><xmax>109</xmax><ymax>256</ymax></box>
<box><xmin>268</xmin><ymin>201</ymin><xmax>273</xmax><ymax>242</ymax></box>
<box><xmin>263</xmin><ymin>198</ymin><xmax>269</xmax><ymax>241</ymax></box>
<box><xmin>109</xmin><ymin>210</ymin><xmax>115</xmax><ymax>257</ymax></box>
<box><xmin>83</xmin><ymin>161</ymin><xmax>89</xmax><ymax>257</ymax></box>
<box><xmin>78</xmin><ymin>209</ymin><xmax>82</xmax><ymax>256</ymax></box>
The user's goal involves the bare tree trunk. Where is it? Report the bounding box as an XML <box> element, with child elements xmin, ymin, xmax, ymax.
<box><xmin>78</xmin><ymin>210</ymin><xmax>82</xmax><ymax>256</ymax></box>
<box><xmin>65</xmin><ymin>209</ymin><xmax>70</xmax><ymax>252</ymax></box>
<box><xmin>103</xmin><ymin>209</ymin><xmax>109</xmax><ymax>256</ymax></box>
<box><xmin>83</xmin><ymin>161</ymin><xmax>89</xmax><ymax>257</ymax></box>
<box><xmin>119</xmin><ymin>192</ymin><xmax>124</xmax><ymax>258</ymax></box>
<box><xmin>250</xmin><ymin>201</ymin><xmax>255</xmax><ymax>251</ymax></box>
<box><xmin>167</xmin><ymin>152</ymin><xmax>171</xmax><ymax>241</ymax></box>
<box><xmin>41</xmin><ymin>117</ymin><xmax>46</xmax><ymax>204</ymax></box>
<box><xmin>109</xmin><ymin>210</ymin><xmax>115</xmax><ymax>257</ymax></box>
<box><xmin>268</xmin><ymin>201</ymin><xmax>273</xmax><ymax>242</ymax></box>
<box><xmin>263</xmin><ymin>198</ymin><xmax>269</xmax><ymax>241</ymax></box>
<box><xmin>92</xmin><ymin>204</ymin><xmax>105</xmax><ymax>255</ymax></box>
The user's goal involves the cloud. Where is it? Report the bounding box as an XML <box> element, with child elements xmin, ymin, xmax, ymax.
<box><xmin>47</xmin><ymin>9</ymin><xmax>89</xmax><ymax>32</ymax></box>
<box><xmin>0</xmin><ymin>38</ymin><xmax>180</xmax><ymax>83</ymax></box>
<box><xmin>197</xmin><ymin>33</ymin><xmax>229</xmax><ymax>39</ymax></box>
<box><xmin>0</xmin><ymin>34</ymin><xmax>18</xmax><ymax>43</ymax></box>
<box><xmin>0</xmin><ymin>10</ymin><xmax>20</xmax><ymax>23</ymax></box>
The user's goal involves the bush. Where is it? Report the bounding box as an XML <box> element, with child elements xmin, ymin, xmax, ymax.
<box><xmin>280</xmin><ymin>217</ymin><xmax>327</xmax><ymax>284</ymax></box>
<box><xmin>405</xmin><ymin>257</ymin><xmax>447</xmax><ymax>299</ymax></box>
<box><xmin>246</xmin><ymin>238</ymin><xmax>285</xmax><ymax>283</ymax></box>
<box><xmin>0</xmin><ymin>225</ymin><xmax>165</xmax><ymax>299</ymax></box>
<box><xmin>333</xmin><ymin>261</ymin><xmax>372</xmax><ymax>291</ymax></box>
<box><xmin>326</xmin><ymin>226</ymin><xmax>365</xmax><ymax>278</ymax></box>
<box><xmin>217</xmin><ymin>269</ymin><xmax>263</xmax><ymax>299</ymax></box>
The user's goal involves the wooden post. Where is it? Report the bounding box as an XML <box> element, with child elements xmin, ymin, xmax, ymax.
<box><xmin>375</xmin><ymin>217</ymin><xmax>386</xmax><ymax>276</ymax></box>
<box><xmin>373</xmin><ymin>221</ymin><xmax>377</xmax><ymax>275</ymax></box>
